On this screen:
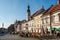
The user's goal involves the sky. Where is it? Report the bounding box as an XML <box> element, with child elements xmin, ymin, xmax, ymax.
<box><xmin>0</xmin><ymin>0</ymin><xmax>57</xmax><ymax>28</ymax></box>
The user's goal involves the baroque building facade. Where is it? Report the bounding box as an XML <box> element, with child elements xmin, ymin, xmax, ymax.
<box><xmin>41</xmin><ymin>0</ymin><xmax>60</xmax><ymax>34</ymax></box>
<box><xmin>14</xmin><ymin>0</ymin><xmax>60</xmax><ymax>35</ymax></box>
<box><xmin>21</xmin><ymin>5</ymin><xmax>45</xmax><ymax>34</ymax></box>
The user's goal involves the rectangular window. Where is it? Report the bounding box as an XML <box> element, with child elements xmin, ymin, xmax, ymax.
<box><xmin>59</xmin><ymin>15</ymin><xmax>60</xmax><ymax>21</ymax></box>
<box><xmin>51</xmin><ymin>16</ymin><xmax>55</xmax><ymax>23</ymax></box>
<box><xmin>59</xmin><ymin>16</ymin><xmax>60</xmax><ymax>21</ymax></box>
<box><xmin>45</xmin><ymin>18</ymin><xmax>48</xmax><ymax>23</ymax></box>
<box><xmin>44</xmin><ymin>19</ymin><xmax>46</xmax><ymax>24</ymax></box>
<box><xmin>32</xmin><ymin>23</ymin><xmax>33</xmax><ymax>26</ymax></box>
<box><xmin>42</xmin><ymin>19</ymin><xmax>44</xmax><ymax>24</ymax></box>
<box><xmin>58</xmin><ymin>14</ymin><xmax>60</xmax><ymax>21</ymax></box>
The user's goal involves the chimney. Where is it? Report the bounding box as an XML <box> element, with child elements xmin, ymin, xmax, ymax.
<box><xmin>57</xmin><ymin>0</ymin><xmax>60</xmax><ymax>4</ymax></box>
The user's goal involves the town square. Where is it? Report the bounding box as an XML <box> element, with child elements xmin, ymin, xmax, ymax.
<box><xmin>0</xmin><ymin>0</ymin><xmax>60</xmax><ymax>40</ymax></box>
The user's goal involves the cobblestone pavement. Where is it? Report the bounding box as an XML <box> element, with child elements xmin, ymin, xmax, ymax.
<box><xmin>39</xmin><ymin>38</ymin><xmax>60</xmax><ymax>40</ymax></box>
<box><xmin>0</xmin><ymin>34</ymin><xmax>39</xmax><ymax>40</ymax></box>
<box><xmin>0</xmin><ymin>34</ymin><xmax>60</xmax><ymax>40</ymax></box>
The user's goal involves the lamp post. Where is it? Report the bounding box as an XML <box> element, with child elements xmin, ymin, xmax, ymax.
<box><xmin>41</xmin><ymin>18</ymin><xmax>44</xmax><ymax>35</ymax></box>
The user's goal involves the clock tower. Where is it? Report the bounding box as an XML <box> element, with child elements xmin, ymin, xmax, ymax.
<box><xmin>27</xmin><ymin>5</ymin><xmax>31</xmax><ymax>21</ymax></box>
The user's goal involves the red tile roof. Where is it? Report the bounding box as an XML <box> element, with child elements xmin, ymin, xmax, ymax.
<box><xmin>43</xmin><ymin>4</ymin><xmax>60</xmax><ymax>16</ymax></box>
<box><xmin>31</xmin><ymin>8</ymin><xmax>45</xmax><ymax>18</ymax></box>
<box><xmin>42</xmin><ymin>5</ymin><xmax>53</xmax><ymax>16</ymax></box>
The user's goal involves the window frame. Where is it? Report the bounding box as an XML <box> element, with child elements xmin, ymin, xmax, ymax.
<box><xmin>58</xmin><ymin>14</ymin><xmax>60</xmax><ymax>21</ymax></box>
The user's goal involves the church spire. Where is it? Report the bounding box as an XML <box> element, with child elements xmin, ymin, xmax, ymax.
<box><xmin>41</xmin><ymin>5</ymin><xmax>44</xmax><ymax>9</ymax></box>
<box><xmin>27</xmin><ymin>4</ymin><xmax>31</xmax><ymax>21</ymax></box>
<box><xmin>27</xmin><ymin>4</ymin><xmax>30</xmax><ymax>12</ymax></box>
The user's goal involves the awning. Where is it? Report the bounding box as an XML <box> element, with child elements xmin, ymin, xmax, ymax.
<box><xmin>51</xmin><ymin>27</ymin><xmax>60</xmax><ymax>31</ymax></box>
<box><xmin>51</xmin><ymin>28</ymin><xmax>56</xmax><ymax>31</ymax></box>
<box><xmin>55</xmin><ymin>28</ymin><xmax>60</xmax><ymax>31</ymax></box>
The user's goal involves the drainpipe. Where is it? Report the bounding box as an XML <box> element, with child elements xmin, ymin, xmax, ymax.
<box><xmin>41</xmin><ymin>18</ymin><xmax>44</xmax><ymax>35</ymax></box>
<box><xmin>50</xmin><ymin>12</ymin><xmax>52</xmax><ymax>35</ymax></box>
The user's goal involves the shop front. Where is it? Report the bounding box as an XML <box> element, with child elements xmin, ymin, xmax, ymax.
<box><xmin>52</xmin><ymin>26</ymin><xmax>60</xmax><ymax>31</ymax></box>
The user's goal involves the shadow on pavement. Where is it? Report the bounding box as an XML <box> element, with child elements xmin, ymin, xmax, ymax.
<box><xmin>0</xmin><ymin>32</ymin><xmax>8</xmax><ymax>36</ymax></box>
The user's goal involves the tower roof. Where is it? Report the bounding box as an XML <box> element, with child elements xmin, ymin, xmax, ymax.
<box><xmin>27</xmin><ymin>4</ymin><xmax>30</xmax><ymax>12</ymax></box>
<box><xmin>28</xmin><ymin>5</ymin><xmax>30</xmax><ymax>9</ymax></box>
